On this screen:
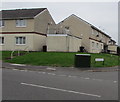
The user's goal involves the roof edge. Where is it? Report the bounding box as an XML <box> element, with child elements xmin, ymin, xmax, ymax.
<box><xmin>0</xmin><ymin>8</ymin><xmax>47</xmax><ymax>20</ymax></box>
<box><xmin>34</xmin><ymin>8</ymin><xmax>47</xmax><ymax>18</ymax></box>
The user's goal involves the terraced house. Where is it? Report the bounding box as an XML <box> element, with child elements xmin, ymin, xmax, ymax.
<box><xmin>0</xmin><ymin>8</ymin><xmax>117</xmax><ymax>53</ymax></box>
<box><xmin>55</xmin><ymin>14</ymin><xmax>117</xmax><ymax>53</ymax></box>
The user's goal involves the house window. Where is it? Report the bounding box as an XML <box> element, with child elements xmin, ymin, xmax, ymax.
<box><xmin>96</xmin><ymin>32</ymin><xmax>99</xmax><ymax>36</ymax></box>
<box><xmin>0</xmin><ymin>37</ymin><xmax>4</xmax><ymax>45</ymax></box>
<box><xmin>101</xmin><ymin>44</ymin><xmax>103</xmax><ymax>49</ymax></box>
<box><xmin>96</xmin><ymin>43</ymin><xmax>99</xmax><ymax>48</ymax></box>
<box><xmin>0</xmin><ymin>20</ymin><xmax>5</xmax><ymax>27</ymax></box>
<box><xmin>16</xmin><ymin>19</ymin><xmax>26</xmax><ymax>27</ymax></box>
<box><xmin>16</xmin><ymin>37</ymin><xmax>26</xmax><ymax>45</ymax></box>
<box><xmin>92</xmin><ymin>42</ymin><xmax>94</xmax><ymax>47</ymax></box>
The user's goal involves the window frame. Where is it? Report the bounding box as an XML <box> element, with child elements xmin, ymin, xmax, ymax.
<box><xmin>15</xmin><ymin>36</ymin><xmax>26</xmax><ymax>45</ymax></box>
<box><xmin>0</xmin><ymin>37</ymin><xmax>4</xmax><ymax>45</ymax></box>
<box><xmin>96</xmin><ymin>43</ymin><xmax>99</xmax><ymax>48</ymax></box>
<box><xmin>0</xmin><ymin>20</ymin><xmax>5</xmax><ymax>27</ymax></box>
<box><xmin>92</xmin><ymin>42</ymin><xmax>94</xmax><ymax>47</ymax></box>
<box><xmin>16</xmin><ymin>19</ymin><xmax>26</xmax><ymax>27</ymax></box>
<box><xmin>101</xmin><ymin>44</ymin><xmax>103</xmax><ymax>49</ymax></box>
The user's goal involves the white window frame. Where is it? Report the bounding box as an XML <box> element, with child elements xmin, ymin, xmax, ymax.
<box><xmin>96</xmin><ymin>43</ymin><xmax>99</xmax><ymax>48</ymax></box>
<box><xmin>0</xmin><ymin>20</ymin><xmax>5</xmax><ymax>27</ymax></box>
<box><xmin>16</xmin><ymin>19</ymin><xmax>26</xmax><ymax>27</ymax></box>
<box><xmin>16</xmin><ymin>37</ymin><xmax>26</xmax><ymax>45</ymax></box>
<box><xmin>0</xmin><ymin>37</ymin><xmax>4</xmax><ymax>45</ymax></box>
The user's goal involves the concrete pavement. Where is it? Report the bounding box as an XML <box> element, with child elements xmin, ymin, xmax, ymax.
<box><xmin>2</xmin><ymin>61</ymin><xmax>119</xmax><ymax>72</ymax></box>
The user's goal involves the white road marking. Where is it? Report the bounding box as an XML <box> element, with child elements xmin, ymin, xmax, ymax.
<box><xmin>21</xmin><ymin>82</ymin><xmax>101</xmax><ymax>98</ymax></box>
<box><xmin>92</xmin><ymin>79</ymin><xmax>103</xmax><ymax>81</ymax></box>
<box><xmin>84</xmin><ymin>78</ymin><xmax>90</xmax><ymax>80</ymax></box>
<box><xmin>11</xmin><ymin>64</ymin><xmax>26</xmax><ymax>66</ymax></box>
<box><xmin>46</xmin><ymin>68</ymin><xmax>56</xmax><ymax>71</ymax></box>
<box><xmin>15</xmin><ymin>70</ymin><xmax>116</xmax><ymax>84</ymax></box>
<box><xmin>42</xmin><ymin>72</ymin><xmax>46</xmax><ymax>74</ymax></box>
<box><xmin>68</xmin><ymin>76</ymin><xmax>77</xmax><ymax>78</ymax></box>
<box><xmin>20</xmin><ymin>70</ymin><xmax>23</xmax><ymax>71</ymax></box>
<box><xmin>19</xmin><ymin>70</ymin><xmax>27</xmax><ymax>72</ymax></box>
<box><xmin>113</xmin><ymin>81</ymin><xmax>117</xmax><ymax>83</ymax></box>
<box><xmin>47</xmin><ymin>73</ymin><xmax>56</xmax><ymax>75</ymax></box>
<box><xmin>12</xmin><ymin>69</ymin><xmax>18</xmax><ymax>71</ymax></box>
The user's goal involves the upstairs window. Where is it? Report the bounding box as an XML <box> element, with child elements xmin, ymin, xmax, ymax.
<box><xmin>16</xmin><ymin>37</ymin><xmax>26</xmax><ymax>45</ymax></box>
<box><xmin>16</xmin><ymin>19</ymin><xmax>26</xmax><ymax>27</ymax></box>
<box><xmin>0</xmin><ymin>20</ymin><xmax>5</xmax><ymax>27</ymax></box>
<box><xmin>96</xmin><ymin>31</ymin><xmax>99</xmax><ymax>35</ymax></box>
<box><xmin>0</xmin><ymin>37</ymin><xmax>4</xmax><ymax>45</ymax></box>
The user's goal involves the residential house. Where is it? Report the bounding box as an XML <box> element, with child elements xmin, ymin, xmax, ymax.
<box><xmin>0</xmin><ymin>8</ymin><xmax>82</xmax><ymax>52</ymax></box>
<box><xmin>0</xmin><ymin>8</ymin><xmax>117</xmax><ymax>53</ymax></box>
<box><xmin>56</xmin><ymin>14</ymin><xmax>116</xmax><ymax>53</ymax></box>
<box><xmin>0</xmin><ymin>8</ymin><xmax>56</xmax><ymax>51</ymax></box>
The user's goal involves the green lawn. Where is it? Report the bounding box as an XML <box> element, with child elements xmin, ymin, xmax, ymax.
<box><xmin>1</xmin><ymin>51</ymin><xmax>119</xmax><ymax>68</ymax></box>
<box><xmin>0</xmin><ymin>51</ymin><xmax>28</xmax><ymax>60</ymax></box>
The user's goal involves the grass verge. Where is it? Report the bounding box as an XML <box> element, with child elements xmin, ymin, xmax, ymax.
<box><xmin>1</xmin><ymin>51</ymin><xmax>119</xmax><ymax>67</ymax></box>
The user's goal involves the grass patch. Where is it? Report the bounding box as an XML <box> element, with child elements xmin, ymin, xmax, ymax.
<box><xmin>91</xmin><ymin>53</ymin><xmax>119</xmax><ymax>67</ymax></box>
<box><xmin>1</xmin><ymin>51</ymin><xmax>28</xmax><ymax>60</ymax></box>
<box><xmin>1</xmin><ymin>51</ymin><xmax>120</xmax><ymax>67</ymax></box>
<box><xmin>0</xmin><ymin>51</ymin><xmax>12</xmax><ymax>60</ymax></box>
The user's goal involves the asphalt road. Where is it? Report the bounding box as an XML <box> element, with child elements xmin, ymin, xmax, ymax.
<box><xmin>2</xmin><ymin>67</ymin><xmax>118</xmax><ymax>100</ymax></box>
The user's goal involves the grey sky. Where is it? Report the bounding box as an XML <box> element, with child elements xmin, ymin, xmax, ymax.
<box><xmin>1</xmin><ymin>2</ymin><xmax>118</xmax><ymax>44</ymax></box>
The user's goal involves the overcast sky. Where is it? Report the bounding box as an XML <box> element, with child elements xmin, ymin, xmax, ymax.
<box><xmin>1</xmin><ymin>2</ymin><xmax>118</xmax><ymax>44</ymax></box>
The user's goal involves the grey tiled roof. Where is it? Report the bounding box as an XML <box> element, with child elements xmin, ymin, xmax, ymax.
<box><xmin>0</xmin><ymin>8</ymin><xmax>46</xmax><ymax>19</ymax></box>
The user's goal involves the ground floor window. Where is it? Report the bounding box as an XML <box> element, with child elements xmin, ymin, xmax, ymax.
<box><xmin>101</xmin><ymin>44</ymin><xmax>103</xmax><ymax>49</ymax></box>
<box><xmin>96</xmin><ymin>43</ymin><xmax>99</xmax><ymax>48</ymax></box>
<box><xmin>92</xmin><ymin>42</ymin><xmax>94</xmax><ymax>47</ymax></box>
<box><xmin>16</xmin><ymin>37</ymin><xmax>26</xmax><ymax>45</ymax></box>
<box><xmin>0</xmin><ymin>20</ymin><xmax>5</xmax><ymax>27</ymax></box>
<box><xmin>0</xmin><ymin>37</ymin><xmax>4</xmax><ymax>45</ymax></box>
